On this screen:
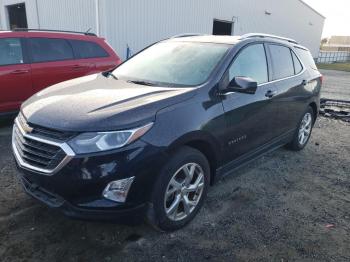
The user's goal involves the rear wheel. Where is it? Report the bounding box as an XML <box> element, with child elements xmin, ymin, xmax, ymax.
<box><xmin>147</xmin><ymin>146</ymin><xmax>210</xmax><ymax>231</ymax></box>
<box><xmin>286</xmin><ymin>106</ymin><xmax>314</xmax><ymax>151</ymax></box>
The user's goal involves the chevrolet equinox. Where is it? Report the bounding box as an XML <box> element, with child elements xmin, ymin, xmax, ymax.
<box><xmin>12</xmin><ymin>34</ymin><xmax>322</xmax><ymax>231</ymax></box>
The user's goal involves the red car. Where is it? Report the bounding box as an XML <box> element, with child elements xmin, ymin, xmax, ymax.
<box><xmin>0</xmin><ymin>29</ymin><xmax>121</xmax><ymax>115</ymax></box>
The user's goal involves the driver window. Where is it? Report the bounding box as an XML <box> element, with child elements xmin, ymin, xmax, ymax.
<box><xmin>229</xmin><ymin>44</ymin><xmax>268</xmax><ymax>84</ymax></box>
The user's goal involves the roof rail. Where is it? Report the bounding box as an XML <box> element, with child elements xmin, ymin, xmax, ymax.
<box><xmin>12</xmin><ymin>28</ymin><xmax>97</xmax><ymax>36</ymax></box>
<box><xmin>240</xmin><ymin>33</ymin><xmax>298</xmax><ymax>44</ymax></box>
<box><xmin>170</xmin><ymin>33</ymin><xmax>204</xmax><ymax>38</ymax></box>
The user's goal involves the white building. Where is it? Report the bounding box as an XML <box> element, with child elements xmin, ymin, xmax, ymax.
<box><xmin>0</xmin><ymin>0</ymin><xmax>325</xmax><ymax>59</ymax></box>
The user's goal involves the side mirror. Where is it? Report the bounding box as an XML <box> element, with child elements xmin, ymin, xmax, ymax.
<box><xmin>226</xmin><ymin>76</ymin><xmax>258</xmax><ymax>94</ymax></box>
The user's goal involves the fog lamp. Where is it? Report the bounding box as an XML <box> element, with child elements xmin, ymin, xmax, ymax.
<box><xmin>102</xmin><ymin>177</ymin><xmax>135</xmax><ymax>203</ymax></box>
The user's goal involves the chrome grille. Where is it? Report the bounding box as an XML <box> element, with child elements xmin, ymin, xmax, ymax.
<box><xmin>12</xmin><ymin>116</ymin><xmax>75</xmax><ymax>175</ymax></box>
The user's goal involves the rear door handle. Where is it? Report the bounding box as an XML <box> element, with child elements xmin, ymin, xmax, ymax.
<box><xmin>10</xmin><ymin>69</ymin><xmax>29</xmax><ymax>74</ymax></box>
<box><xmin>71</xmin><ymin>64</ymin><xmax>86</xmax><ymax>70</ymax></box>
<box><xmin>265</xmin><ymin>90</ymin><xmax>277</xmax><ymax>98</ymax></box>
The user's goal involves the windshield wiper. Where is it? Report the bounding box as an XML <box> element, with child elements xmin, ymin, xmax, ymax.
<box><xmin>128</xmin><ymin>80</ymin><xmax>157</xmax><ymax>86</ymax></box>
<box><xmin>108</xmin><ymin>72</ymin><xmax>118</xmax><ymax>80</ymax></box>
<box><xmin>102</xmin><ymin>71</ymin><xmax>118</xmax><ymax>80</ymax></box>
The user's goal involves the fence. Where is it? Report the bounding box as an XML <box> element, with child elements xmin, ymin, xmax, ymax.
<box><xmin>317</xmin><ymin>51</ymin><xmax>350</xmax><ymax>63</ymax></box>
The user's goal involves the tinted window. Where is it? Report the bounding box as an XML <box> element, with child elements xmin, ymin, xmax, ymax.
<box><xmin>113</xmin><ymin>42</ymin><xmax>229</xmax><ymax>86</ymax></box>
<box><xmin>269</xmin><ymin>45</ymin><xmax>294</xmax><ymax>80</ymax></box>
<box><xmin>229</xmin><ymin>44</ymin><xmax>268</xmax><ymax>84</ymax></box>
<box><xmin>291</xmin><ymin>51</ymin><xmax>303</xmax><ymax>74</ymax></box>
<box><xmin>70</xmin><ymin>40</ymin><xmax>109</xmax><ymax>59</ymax></box>
<box><xmin>29</xmin><ymin>38</ymin><xmax>74</xmax><ymax>63</ymax></box>
<box><xmin>0</xmin><ymin>38</ymin><xmax>23</xmax><ymax>66</ymax></box>
<box><xmin>295</xmin><ymin>47</ymin><xmax>317</xmax><ymax>70</ymax></box>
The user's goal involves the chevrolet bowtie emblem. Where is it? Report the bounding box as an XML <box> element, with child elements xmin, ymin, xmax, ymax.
<box><xmin>22</xmin><ymin>121</ymin><xmax>34</xmax><ymax>133</ymax></box>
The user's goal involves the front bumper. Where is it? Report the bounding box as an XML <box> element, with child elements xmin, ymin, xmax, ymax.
<box><xmin>18</xmin><ymin>171</ymin><xmax>147</xmax><ymax>222</ymax></box>
<box><xmin>14</xmin><ymin>138</ymin><xmax>169</xmax><ymax>222</ymax></box>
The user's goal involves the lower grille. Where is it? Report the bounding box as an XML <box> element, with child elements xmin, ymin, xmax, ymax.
<box><xmin>12</xmin><ymin>117</ymin><xmax>74</xmax><ymax>174</ymax></box>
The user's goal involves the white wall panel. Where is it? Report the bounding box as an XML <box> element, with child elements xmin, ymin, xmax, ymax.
<box><xmin>36</xmin><ymin>0</ymin><xmax>96</xmax><ymax>33</ymax></box>
<box><xmin>99</xmin><ymin>0</ymin><xmax>324</xmax><ymax>58</ymax></box>
<box><xmin>0</xmin><ymin>0</ymin><xmax>325</xmax><ymax>58</ymax></box>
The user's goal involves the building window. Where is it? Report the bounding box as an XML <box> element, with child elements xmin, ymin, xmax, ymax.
<box><xmin>212</xmin><ymin>19</ymin><xmax>233</xmax><ymax>35</ymax></box>
<box><xmin>7</xmin><ymin>3</ymin><xmax>28</xmax><ymax>30</ymax></box>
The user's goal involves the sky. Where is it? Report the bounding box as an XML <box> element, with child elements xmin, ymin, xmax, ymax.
<box><xmin>303</xmin><ymin>0</ymin><xmax>350</xmax><ymax>38</ymax></box>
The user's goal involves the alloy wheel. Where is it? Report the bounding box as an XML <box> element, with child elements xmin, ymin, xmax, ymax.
<box><xmin>164</xmin><ymin>163</ymin><xmax>205</xmax><ymax>221</ymax></box>
<box><xmin>298</xmin><ymin>112</ymin><xmax>312</xmax><ymax>145</ymax></box>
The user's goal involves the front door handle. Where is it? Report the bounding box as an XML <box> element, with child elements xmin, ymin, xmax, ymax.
<box><xmin>10</xmin><ymin>69</ymin><xmax>29</xmax><ymax>74</ymax></box>
<box><xmin>302</xmin><ymin>80</ymin><xmax>308</xmax><ymax>86</ymax></box>
<box><xmin>265</xmin><ymin>90</ymin><xmax>277</xmax><ymax>98</ymax></box>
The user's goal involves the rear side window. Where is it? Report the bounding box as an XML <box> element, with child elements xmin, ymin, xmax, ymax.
<box><xmin>70</xmin><ymin>40</ymin><xmax>109</xmax><ymax>59</ymax></box>
<box><xmin>229</xmin><ymin>44</ymin><xmax>268</xmax><ymax>84</ymax></box>
<box><xmin>0</xmin><ymin>38</ymin><xmax>24</xmax><ymax>66</ymax></box>
<box><xmin>269</xmin><ymin>44</ymin><xmax>294</xmax><ymax>80</ymax></box>
<box><xmin>29</xmin><ymin>38</ymin><xmax>74</xmax><ymax>63</ymax></box>
<box><xmin>294</xmin><ymin>47</ymin><xmax>317</xmax><ymax>70</ymax></box>
<box><xmin>291</xmin><ymin>51</ymin><xmax>303</xmax><ymax>74</ymax></box>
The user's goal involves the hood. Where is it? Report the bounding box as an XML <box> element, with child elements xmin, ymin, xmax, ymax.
<box><xmin>22</xmin><ymin>74</ymin><xmax>196</xmax><ymax>132</ymax></box>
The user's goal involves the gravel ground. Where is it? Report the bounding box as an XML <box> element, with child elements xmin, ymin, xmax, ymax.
<box><xmin>0</xmin><ymin>117</ymin><xmax>349</xmax><ymax>262</ymax></box>
<box><xmin>320</xmin><ymin>69</ymin><xmax>350</xmax><ymax>100</ymax></box>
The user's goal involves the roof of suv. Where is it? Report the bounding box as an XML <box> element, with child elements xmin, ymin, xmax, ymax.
<box><xmin>0</xmin><ymin>29</ymin><xmax>102</xmax><ymax>41</ymax></box>
<box><xmin>168</xmin><ymin>34</ymin><xmax>309</xmax><ymax>51</ymax></box>
<box><xmin>168</xmin><ymin>35</ymin><xmax>242</xmax><ymax>45</ymax></box>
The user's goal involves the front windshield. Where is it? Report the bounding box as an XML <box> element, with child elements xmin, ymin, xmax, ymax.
<box><xmin>112</xmin><ymin>41</ymin><xmax>230</xmax><ymax>87</ymax></box>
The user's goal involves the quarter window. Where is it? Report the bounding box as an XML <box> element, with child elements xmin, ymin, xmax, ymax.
<box><xmin>291</xmin><ymin>51</ymin><xmax>303</xmax><ymax>74</ymax></box>
<box><xmin>269</xmin><ymin>45</ymin><xmax>294</xmax><ymax>80</ymax></box>
<box><xmin>29</xmin><ymin>38</ymin><xmax>74</xmax><ymax>63</ymax></box>
<box><xmin>295</xmin><ymin>47</ymin><xmax>317</xmax><ymax>70</ymax></box>
<box><xmin>70</xmin><ymin>40</ymin><xmax>109</xmax><ymax>59</ymax></box>
<box><xmin>0</xmin><ymin>38</ymin><xmax>24</xmax><ymax>66</ymax></box>
<box><xmin>229</xmin><ymin>44</ymin><xmax>268</xmax><ymax>84</ymax></box>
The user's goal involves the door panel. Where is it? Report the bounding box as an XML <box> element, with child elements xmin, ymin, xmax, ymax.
<box><xmin>266</xmin><ymin>44</ymin><xmax>309</xmax><ymax>135</ymax></box>
<box><xmin>30</xmin><ymin>60</ymin><xmax>94</xmax><ymax>93</ymax></box>
<box><xmin>268</xmin><ymin>77</ymin><xmax>306</xmax><ymax>135</ymax></box>
<box><xmin>0</xmin><ymin>64</ymin><xmax>32</xmax><ymax>112</ymax></box>
<box><xmin>94</xmin><ymin>57</ymin><xmax>119</xmax><ymax>72</ymax></box>
<box><xmin>0</xmin><ymin>37</ymin><xmax>32</xmax><ymax>113</ymax></box>
<box><xmin>221</xmin><ymin>83</ymin><xmax>276</xmax><ymax>162</ymax></box>
<box><xmin>221</xmin><ymin>43</ymin><xmax>275</xmax><ymax>163</ymax></box>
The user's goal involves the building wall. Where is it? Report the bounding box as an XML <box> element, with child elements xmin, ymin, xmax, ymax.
<box><xmin>328</xmin><ymin>36</ymin><xmax>350</xmax><ymax>45</ymax></box>
<box><xmin>0</xmin><ymin>0</ymin><xmax>325</xmax><ymax>59</ymax></box>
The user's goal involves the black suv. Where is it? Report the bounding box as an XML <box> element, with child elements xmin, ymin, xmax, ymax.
<box><xmin>12</xmin><ymin>34</ymin><xmax>322</xmax><ymax>231</ymax></box>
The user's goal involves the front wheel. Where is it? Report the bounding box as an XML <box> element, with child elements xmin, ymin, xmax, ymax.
<box><xmin>147</xmin><ymin>146</ymin><xmax>210</xmax><ymax>231</ymax></box>
<box><xmin>286</xmin><ymin>106</ymin><xmax>314</xmax><ymax>151</ymax></box>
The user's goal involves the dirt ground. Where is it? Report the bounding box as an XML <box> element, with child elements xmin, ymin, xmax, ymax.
<box><xmin>0</xmin><ymin>70</ymin><xmax>350</xmax><ymax>261</ymax></box>
<box><xmin>0</xmin><ymin>117</ymin><xmax>349</xmax><ymax>262</ymax></box>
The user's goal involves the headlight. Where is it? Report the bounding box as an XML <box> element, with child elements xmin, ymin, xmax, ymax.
<box><xmin>68</xmin><ymin>123</ymin><xmax>153</xmax><ymax>154</ymax></box>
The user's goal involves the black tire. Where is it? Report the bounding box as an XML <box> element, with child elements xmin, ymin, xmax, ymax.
<box><xmin>146</xmin><ymin>146</ymin><xmax>210</xmax><ymax>231</ymax></box>
<box><xmin>286</xmin><ymin>106</ymin><xmax>314</xmax><ymax>151</ymax></box>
